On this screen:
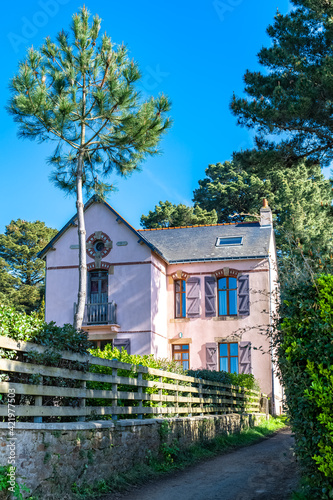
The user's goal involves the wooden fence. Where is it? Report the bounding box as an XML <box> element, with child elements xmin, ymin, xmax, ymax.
<box><xmin>0</xmin><ymin>336</ymin><xmax>264</xmax><ymax>423</ymax></box>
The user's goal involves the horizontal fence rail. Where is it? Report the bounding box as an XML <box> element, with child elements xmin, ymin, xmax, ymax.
<box><xmin>0</xmin><ymin>336</ymin><xmax>266</xmax><ymax>423</ymax></box>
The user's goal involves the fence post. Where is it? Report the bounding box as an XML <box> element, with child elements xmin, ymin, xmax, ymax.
<box><xmin>137</xmin><ymin>365</ymin><xmax>143</xmax><ymax>420</ymax></box>
<box><xmin>158</xmin><ymin>374</ymin><xmax>163</xmax><ymax>417</ymax></box>
<box><xmin>78</xmin><ymin>381</ymin><xmax>86</xmax><ymax>422</ymax></box>
<box><xmin>34</xmin><ymin>376</ymin><xmax>43</xmax><ymax>423</ymax></box>
<box><xmin>112</xmin><ymin>360</ymin><xmax>118</xmax><ymax>421</ymax></box>
<box><xmin>199</xmin><ymin>379</ymin><xmax>203</xmax><ymax>416</ymax></box>
<box><xmin>175</xmin><ymin>382</ymin><xmax>179</xmax><ymax>418</ymax></box>
<box><xmin>188</xmin><ymin>381</ymin><xmax>192</xmax><ymax>417</ymax></box>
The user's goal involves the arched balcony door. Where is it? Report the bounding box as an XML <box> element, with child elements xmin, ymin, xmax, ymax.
<box><xmin>88</xmin><ymin>270</ymin><xmax>108</xmax><ymax>324</ymax></box>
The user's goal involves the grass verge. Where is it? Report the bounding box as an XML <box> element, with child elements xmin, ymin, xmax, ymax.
<box><xmin>72</xmin><ymin>416</ymin><xmax>287</xmax><ymax>499</ymax></box>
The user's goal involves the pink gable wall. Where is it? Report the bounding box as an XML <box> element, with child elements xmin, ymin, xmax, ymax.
<box><xmin>45</xmin><ymin>202</ymin><xmax>168</xmax><ymax>356</ymax></box>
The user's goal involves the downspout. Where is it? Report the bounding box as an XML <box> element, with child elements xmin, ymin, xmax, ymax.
<box><xmin>268</xmin><ymin>248</ymin><xmax>276</xmax><ymax>416</ymax></box>
<box><xmin>261</xmin><ymin>198</ymin><xmax>276</xmax><ymax>416</ymax></box>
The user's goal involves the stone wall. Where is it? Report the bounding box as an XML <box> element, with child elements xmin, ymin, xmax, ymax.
<box><xmin>0</xmin><ymin>413</ymin><xmax>266</xmax><ymax>499</ymax></box>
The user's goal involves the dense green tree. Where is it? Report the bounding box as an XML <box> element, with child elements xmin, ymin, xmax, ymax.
<box><xmin>230</xmin><ymin>1</ymin><xmax>333</xmax><ymax>166</ymax></box>
<box><xmin>0</xmin><ymin>220</ymin><xmax>57</xmax><ymax>313</ymax></box>
<box><xmin>140</xmin><ymin>201</ymin><xmax>217</xmax><ymax>229</ymax></box>
<box><xmin>193</xmin><ymin>159</ymin><xmax>272</xmax><ymax>224</ymax></box>
<box><xmin>7</xmin><ymin>7</ymin><xmax>171</xmax><ymax>329</ymax></box>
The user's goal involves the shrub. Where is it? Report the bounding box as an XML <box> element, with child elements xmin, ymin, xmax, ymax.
<box><xmin>0</xmin><ymin>304</ymin><xmax>90</xmax><ymax>354</ymax></box>
<box><xmin>275</xmin><ymin>274</ymin><xmax>333</xmax><ymax>499</ymax></box>
<box><xmin>0</xmin><ymin>304</ymin><xmax>91</xmax><ymax>422</ymax></box>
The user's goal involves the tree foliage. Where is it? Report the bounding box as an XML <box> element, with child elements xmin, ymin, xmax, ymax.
<box><xmin>140</xmin><ymin>200</ymin><xmax>217</xmax><ymax>228</ymax></box>
<box><xmin>231</xmin><ymin>0</ymin><xmax>333</xmax><ymax>166</ymax></box>
<box><xmin>7</xmin><ymin>7</ymin><xmax>171</xmax><ymax>329</ymax></box>
<box><xmin>0</xmin><ymin>220</ymin><xmax>57</xmax><ymax>313</ymax></box>
<box><xmin>193</xmin><ymin>158</ymin><xmax>272</xmax><ymax>223</ymax></box>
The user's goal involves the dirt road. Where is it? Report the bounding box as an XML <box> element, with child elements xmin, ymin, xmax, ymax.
<box><xmin>104</xmin><ymin>428</ymin><xmax>299</xmax><ymax>500</ymax></box>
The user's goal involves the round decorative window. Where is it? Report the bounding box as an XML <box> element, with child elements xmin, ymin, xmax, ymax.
<box><xmin>94</xmin><ymin>241</ymin><xmax>105</xmax><ymax>252</ymax></box>
<box><xmin>86</xmin><ymin>232</ymin><xmax>112</xmax><ymax>259</ymax></box>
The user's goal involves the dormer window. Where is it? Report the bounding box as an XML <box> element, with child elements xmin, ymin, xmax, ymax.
<box><xmin>216</xmin><ymin>236</ymin><xmax>243</xmax><ymax>247</ymax></box>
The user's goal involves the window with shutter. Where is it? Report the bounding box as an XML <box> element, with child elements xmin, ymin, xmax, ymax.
<box><xmin>205</xmin><ymin>277</ymin><xmax>216</xmax><ymax>317</ymax></box>
<box><xmin>187</xmin><ymin>277</ymin><xmax>201</xmax><ymax>317</ymax></box>
<box><xmin>219</xmin><ymin>343</ymin><xmax>239</xmax><ymax>373</ymax></box>
<box><xmin>239</xmin><ymin>341</ymin><xmax>252</xmax><ymax>374</ymax></box>
<box><xmin>206</xmin><ymin>342</ymin><xmax>217</xmax><ymax>370</ymax></box>
<box><xmin>238</xmin><ymin>275</ymin><xmax>250</xmax><ymax>316</ymax></box>
<box><xmin>113</xmin><ymin>338</ymin><xmax>131</xmax><ymax>354</ymax></box>
<box><xmin>217</xmin><ymin>277</ymin><xmax>237</xmax><ymax>316</ymax></box>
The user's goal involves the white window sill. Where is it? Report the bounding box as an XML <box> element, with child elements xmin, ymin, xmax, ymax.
<box><xmin>170</xmin><ymin>318</ymin><xmax>191</xmax><ymax>323</ymax></box>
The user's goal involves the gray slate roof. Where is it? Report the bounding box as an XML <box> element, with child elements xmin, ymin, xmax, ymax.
<box><xmin>138</xmin><ymin>223</ymin><xmax>272</xmax><ymax>263</ymax></box>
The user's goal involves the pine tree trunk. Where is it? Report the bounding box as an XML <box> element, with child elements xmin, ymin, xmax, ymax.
<box><xmin>74</xmin><ymin>152</ymin><xmax>87</xmax><ymax>331</ymax></box>
<box><xmin>74</xmin><ymin>73</ymin><xmax>87</xmax><ymax>331</ymax></box>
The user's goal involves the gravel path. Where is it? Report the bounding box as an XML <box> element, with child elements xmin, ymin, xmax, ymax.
<box><xmin>102</xmin><ymin>428</ymin><xmax>299</xmax><ymax>500</ymax></box>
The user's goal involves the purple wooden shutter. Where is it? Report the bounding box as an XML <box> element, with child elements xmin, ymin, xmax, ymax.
<box><xmin>205</xmin><ymin>276</ymin><xmax>216</xmax><ymax>317</ymax></box>
<box><xmin>206</xmin><ymin>342</ymin><xmax>217</xmax><ymax>370</ymax></box>
<box><xmin>238</xmin><ymin>275</ymin><xmax>250</xmax><ymax>316</ymax></box>
<box><xmin>239</xmin><ymin>341</ymin><xmax>251</xmax><ymax>374</ymax></box>
<box><xmin>187</xmin><ymin>277</ymin><xmax>201</xmax><ymax>317</ymax></box>
<box><xmin>114</xmin><ymin>338</ymin><xmax>131</xmax><ymax>354</ymax></box>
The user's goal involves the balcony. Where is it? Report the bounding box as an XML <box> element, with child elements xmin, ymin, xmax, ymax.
<box><xmin>74</xmin><ymin>301</ymin><xmax>117</xmax><ymax>326</ymax></box>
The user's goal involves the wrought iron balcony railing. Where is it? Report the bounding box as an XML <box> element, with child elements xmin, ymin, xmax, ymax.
<box><xmin>74</xmin><ymin>301</ymin><xmax>117</xmax><ymax>325</ymax></box>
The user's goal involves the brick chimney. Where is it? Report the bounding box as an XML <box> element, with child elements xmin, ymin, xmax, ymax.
<box><xmin>260</xmin><ymin>199</ymin><xmax>272</xmax><ymax>226</ymax></box>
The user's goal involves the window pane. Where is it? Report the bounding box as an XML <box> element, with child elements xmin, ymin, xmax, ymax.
<box><xmin>176</xmin><ymin>293</ymin><xmax>181</xmax><ymax>317</ymax></box>
<box><xmin>181</xmin><ymin>280</ymin><xmax>186</xmax><ymax>292</ymax></box>
<box><xmin>230</xmin><ymin>343</ymin><xmax>238</xmax><ymax>356</ymax></box>
<box><xmin>174</xmin><ymin>345</ymin><xmax>181</xmax><ymax>350</ymax></box>
<box><xmin>182</xmin><ymin>360</ymin><xmax>189</xmax><ymax>370</ymax></box>
<box><xmin>182</xmin><ymin>345</ymin><xmax>189</xmax><ymax>350</ymax></box>
<box><xmin>229</xmin><ymin>290</ymin><xmax>237</xmax><ymax>315</ymax></box>
<box><xmin>182</xmin><ymin>291</ymin><xmax>186</xmax><ymax>317</ymax></box>
<box><xmin>218</xmin><ymin>291</ymin><xmax>227</xmax><ymax>315</ymax></box>
<box><xmin>219</xmin><ymin>357</ymin><xmax>228</xmax><ymax>372</ymax></box>
<box><xmin>218</xmin><ymin>278</ymin><xmax>227</xmax><ymax>290</ymax></box>
<box><xmin>229</xmin><ymin>277</ymin><xmax>237</xmax><ymax>289</ymax></box>
<box><xmin>175</xmin><ymin>281</ymin><xmax>180</xmax><ymax>292</ymax></box>
<box><xmin>101</xmin><ymin>278</ymin><xmax>108</xmax><ymax>294</ymax></box>
<box><xmin>219</xmin><ymin>344</ymin><xmax>228</xmax><ymax>356</ymax></box>
<box><xmin>174</xmin><ymin>353</ymin><xmax>181</xmax><ymax>360</ymax></box>
<box><xmin>182</xmin><ymin>353</ymin><xmax>189</xmax><ymax>360</ymax></box>
<box><xmin>230</xmin><ymin>357</ymin><xmax>239</xmax><ymax>374</ymax></box>
<box><xmin>91</xmin><ymin>281</ymin><xmax>99</xmax><ymax>293</ymax></box>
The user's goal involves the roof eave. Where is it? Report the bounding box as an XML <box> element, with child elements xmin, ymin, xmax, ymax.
<box><xmin>167</xmin><ymin>255</ymin><xmax>269</xmax><ymax>264</ymax></box>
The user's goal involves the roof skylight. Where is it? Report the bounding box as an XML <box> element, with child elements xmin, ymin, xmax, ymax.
<box><xmin>216</xmin><ymin>236</ymin><xmax>243</xmax><ymax>247</ymax></box>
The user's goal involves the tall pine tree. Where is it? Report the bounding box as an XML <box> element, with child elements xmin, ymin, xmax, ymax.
<box><xmin>7</xmin><ymin>7</ymin><xmax>171</xmax><ymax>329</ymax></box>
<box><xmin>231</xmin><ymin>1</ymin><xmax>333</xmax><ymax>166</ymax></box>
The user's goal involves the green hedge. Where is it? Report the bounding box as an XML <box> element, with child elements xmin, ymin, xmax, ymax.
<box><xmin>187</xmin><ymin>369</ymin><xmax>260</xmax><ymax>392</ymax></box>
<box><xmin>276</xmin><ymin>274</ymin><xmax>333</xmax><ymax>499</ymax></box>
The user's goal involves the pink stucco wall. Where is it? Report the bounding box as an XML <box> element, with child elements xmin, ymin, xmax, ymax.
<box><xmin>166</xmin><ymin>259</ymin><xmax>273</xmax><ymax>396</ymax></box>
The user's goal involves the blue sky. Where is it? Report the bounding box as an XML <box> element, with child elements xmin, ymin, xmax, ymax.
<box><xmin>0</xmin><ymin>0</ymin><xmax>294</xmax><ymax>234</ymax></box>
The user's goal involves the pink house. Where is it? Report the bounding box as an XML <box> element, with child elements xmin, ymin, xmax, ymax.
<box><xmin>40</xmin><ymin>197</ymin><xmax>283</xmax><ymax>413</ymax></box>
